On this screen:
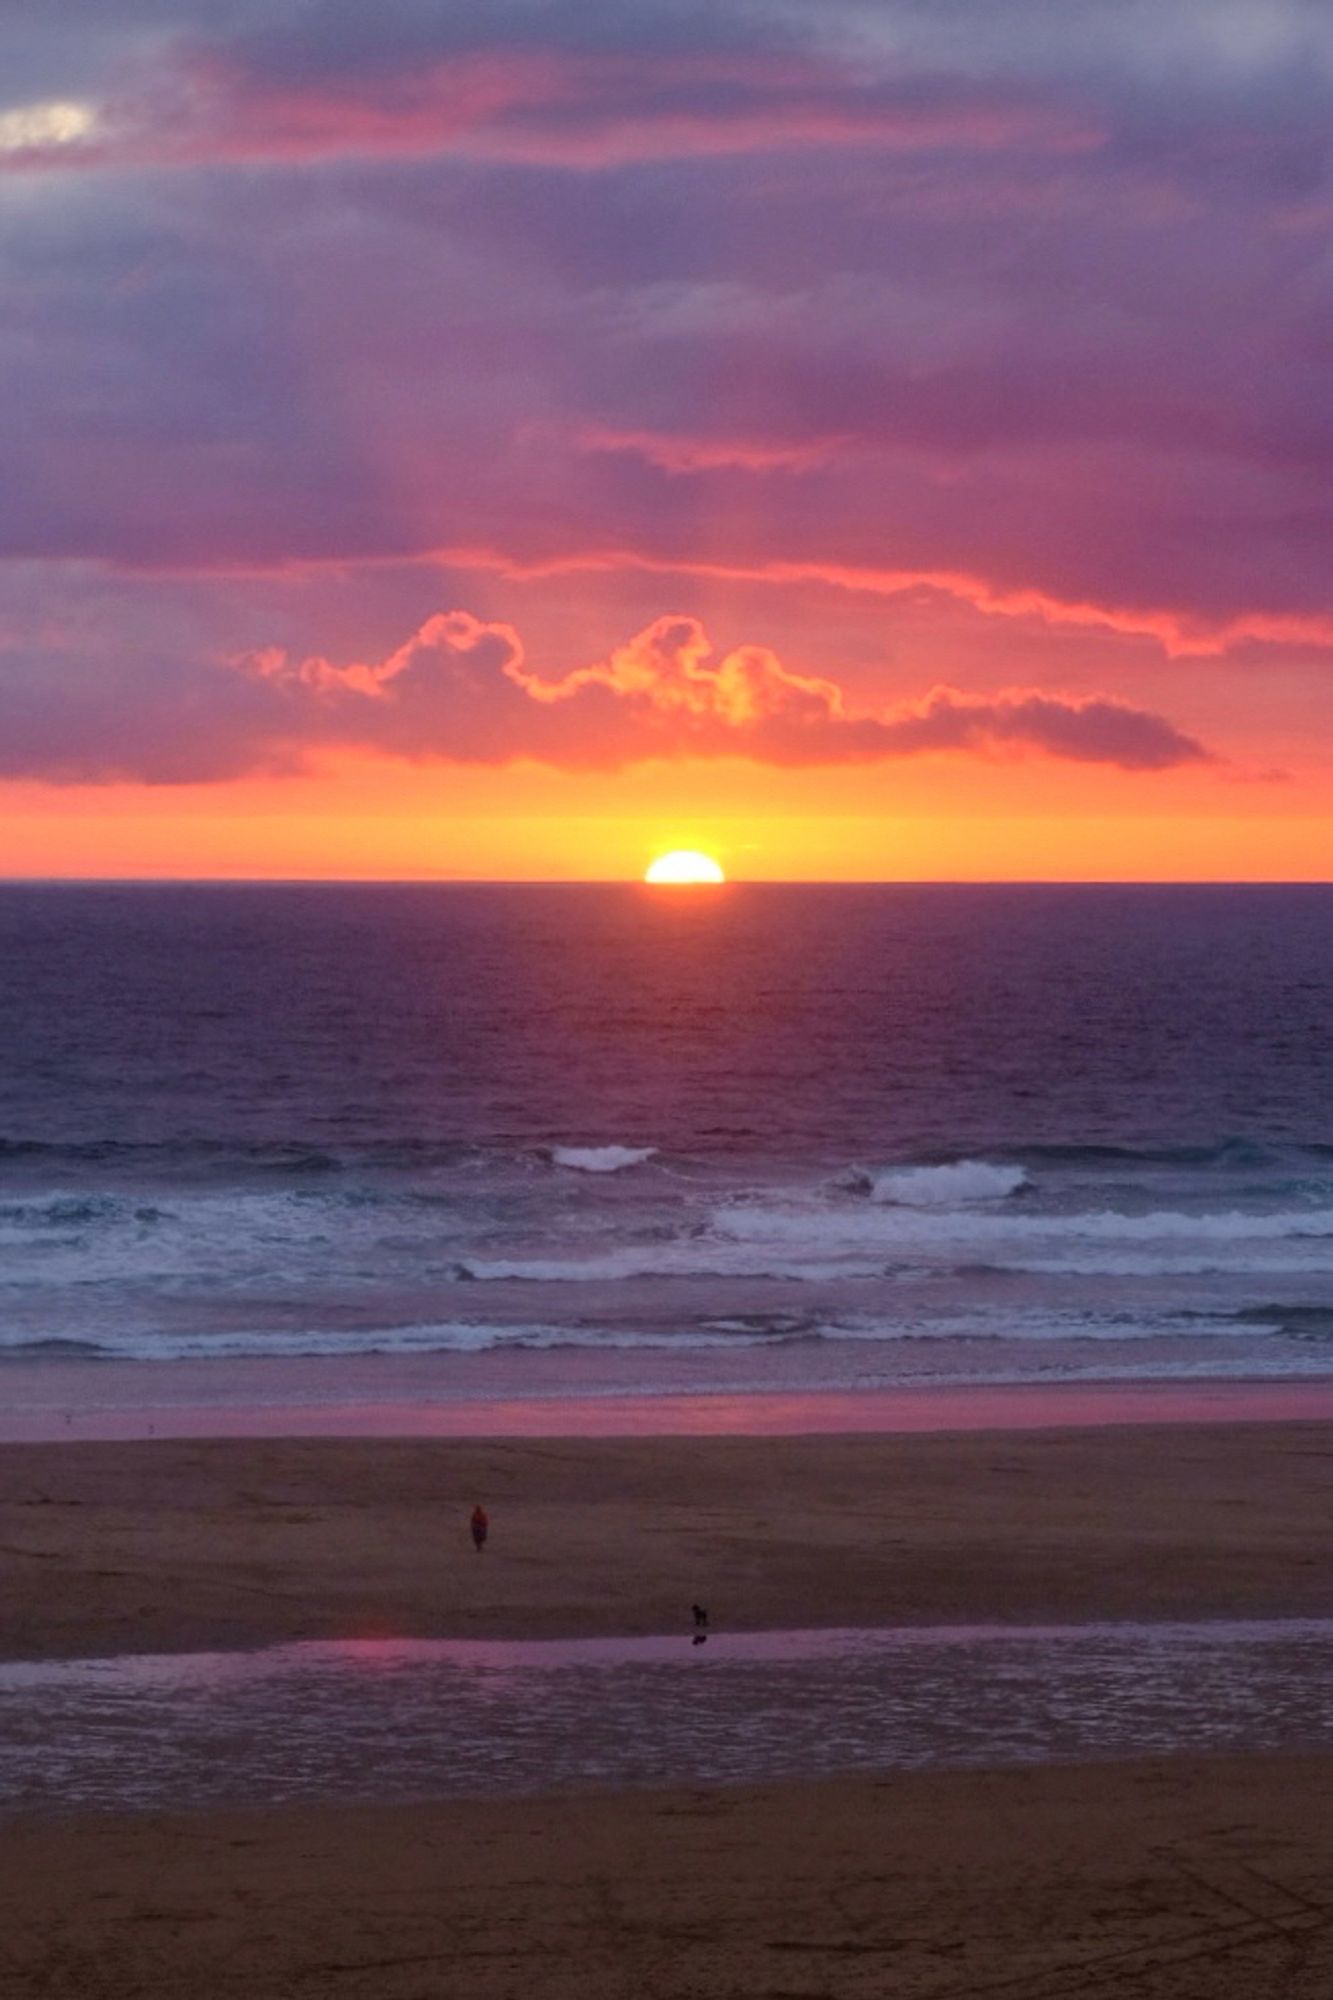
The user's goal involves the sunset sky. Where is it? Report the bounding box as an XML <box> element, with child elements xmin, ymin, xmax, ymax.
<box><xmin>3</xmin><ymin>0</ymin><xmax>1331</xmax><ymax>879</ymax></box>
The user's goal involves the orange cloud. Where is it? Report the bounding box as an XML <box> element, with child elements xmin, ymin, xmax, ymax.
<box><xmin>242</xmin><ymin>610</ymin><xmax>1211</xmax><ymax>773</ymax></box>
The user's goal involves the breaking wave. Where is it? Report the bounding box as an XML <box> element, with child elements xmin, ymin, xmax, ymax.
<box><xmin>548</xmin><ymin>1145</ymin><xmax>658</xmax><ymax>1173</ymax></box>
<box><xmin>847</xmin><ymin>1161</ymin><xmax>1029</xmax><ymax>1206</ymax></box>
<box><xmin>5</xmin><ymin>1130</ymin><xmax>1333</xmax><ymax>1375</ymax></box>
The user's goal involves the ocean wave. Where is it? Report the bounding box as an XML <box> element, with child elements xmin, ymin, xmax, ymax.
<box><xmin>1226</xmin><ymin>1304</ymin><xmax>1333</xmax><ymax>1342</ymax></box>
<box><xmin>5</xmin><ymin>1172</ymin><xmax>1333</xmax><ymax>1297</ymax></box>
<box><xmin>0</xmin><ymin>1320</ymin><xmax>778</xmax><ymax>1362</ymax></box>
<box><xmin>460</xmin><ymin>1250</ymin><xmax>850</xmax><ymax>1284</ymax></box>
<box><xmin>720</xmin><ymin>1197</ymin><xmax>1333</xmax><ymax>1246</ymax></box>
<box><xmin>547</xmin><ymin>1145</ymin><xmax>658</xmax><ymax>1173</ymax></box>
<box><xmin>0</xmin><ymin>1135</ymin><xmax>486</xmax><ymax>1182</ymax></box>
<box><xmin>848</xmin><ymin>1161</ymin><xmax>1029</xmax><ymax>1206</ymax></box>
<box><xmin>0</xmin><ymin>1196</ymin><xmax>170</xmax><ymax>1230</ymax></box>
<box><xmin>0</xmin><ymin>1132</ymin><xmax>664</xmax><ymax>1184</ymax></box>
<box><xmin>5</xmin><ymin>1129</ymin><xmax>1331</xmax><ymax>1198</ymax></box>
<box><xmin>0</xmin><ymin>1137</ymin><xmax>347</xmax><ymax>1176</ymax></box>
<box><xmin>1003</xmin><ymin>1138</ymin><xmax>1333</xmax><ymax>1169</ymax></box>
<box><xmin>0</xmin><ymin>1303</ymin><xmax>1302</xmax><ymax>1366</ymax></box>
<box><xmin>0</xmin><ymin>1336</ymin><xmax>110</xmax><ymax>1360</ymax></box>
<box><xmin>456</xmin><ymin>1196</ymin><xmax>1333</xmax><ymax>1285</ymax></box>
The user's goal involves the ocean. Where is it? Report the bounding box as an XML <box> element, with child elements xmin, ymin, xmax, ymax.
<box><xmin>2</xmin><ymin>882</ymin><xmax>1332</xmax><ymax>1397</ymax></box>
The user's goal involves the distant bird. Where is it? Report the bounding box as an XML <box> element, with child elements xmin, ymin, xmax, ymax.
<box><xmin>691</xmin><ymin>1602</ymin><xmax>709</xmax><ymax>1629</ymax></box>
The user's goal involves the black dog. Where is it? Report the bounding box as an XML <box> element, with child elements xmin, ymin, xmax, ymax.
<box><xmin>691</xmin><ymin>1602</ymin><xmax>709</xmax><ymax>1629</ymax></box>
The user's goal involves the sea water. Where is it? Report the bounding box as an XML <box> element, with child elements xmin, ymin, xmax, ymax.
<box><xmin>1</xmin><ymin>882</ymin><xmax>1331</xmax><ymax>1397</ymax></box>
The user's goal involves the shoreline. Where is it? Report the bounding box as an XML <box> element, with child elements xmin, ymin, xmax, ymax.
<box><xmin>5</xmin><ymin>1360</ymin><xmax>1333</xmax><ymax>1441</ymax></box>
<box><xmin>4</xmin><ymin>1420</ymin><xmax>1332</xmax><ymax>1661</ymax></box>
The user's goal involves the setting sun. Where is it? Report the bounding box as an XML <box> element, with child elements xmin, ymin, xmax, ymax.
<box><xmin>644</xmin><ymin>849</ymin><xmax>726</xmax><ymax>885</ymax></box>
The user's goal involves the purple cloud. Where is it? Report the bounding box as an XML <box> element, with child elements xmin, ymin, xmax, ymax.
<box><xmin>9</xmin><ymin>46</ymin><xmax>1094</xmax><ymax>175</ymax></box>
<box><xmin>0</xmin><ymin>0</ymin><xmax>1328</xmax><ymax>798</ymax></box>
<box><xmin>0</xmin><ymin>606</ymin><xmax>1212</xmax><ymax>782</ymax></box>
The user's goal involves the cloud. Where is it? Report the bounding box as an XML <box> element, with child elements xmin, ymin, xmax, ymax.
<box><xmin>577</xmin><ymin>427</ymin><xmax>844</xmax><ymax>473</ymax></box>
<box><xmin>239</xmin><ymin>609</ymin><xmax>1213</xmax><ymax>773</ymax></box>
<box><xmin>0</xmin><ymin>101</ymin><xmax>96</xmax><ymax>152</ymax></box>
<box><xmin>1</xmin><ymin>0</ymin><xmax>1331</xmax><ymax>759</ymax></box>
<box><xmin>878</xmin><ymin>687</ymin><xmax>1212</xmax><ymax>770</ymax></box>
<box><xmin>434</xmin><ymin>545</ymin><xmax>1333</xmax><ymax>661</ymax></box>
<box><xmin>0</xmin><ymin>28</ymin><xmax>1098</xmax><ymax>175</ymax></box>
<box><xmin>0</xmin><ymin>643</ymin><xmax>283</xmax><ymax>784</ymax></box>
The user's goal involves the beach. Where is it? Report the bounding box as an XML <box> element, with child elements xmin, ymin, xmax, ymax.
<box><xmin>4</xmin><ymin>1755</ymin><xmax>1332</xmax><ymax>1996</ymax></box>
<box><xmin>4</xmin><ymin>1419</ymin><xmax>1333</xmax><ymax>1659</ymax></box>
<box><xmin>3</xmin><ymin>1412</ymin><xmax>1333</xmax><ymax>1993</ymax></box>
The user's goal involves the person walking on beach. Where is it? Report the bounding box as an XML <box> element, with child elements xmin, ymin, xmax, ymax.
<box><xmin>470</xmin><ymin>1503</ymin><xmax>489</xmax><ymax>1553</ymax></box>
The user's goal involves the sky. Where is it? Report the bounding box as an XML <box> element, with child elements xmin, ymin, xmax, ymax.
<box><xmin>2</xmin><ymin>0</ymin><xmax>1330</xmax><ymax>879</ymax></box>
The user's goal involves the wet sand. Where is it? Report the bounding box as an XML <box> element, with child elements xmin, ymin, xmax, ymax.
<box><xmin>7</xmin><ymin>1621</ymin><xmax>1333</xmax><ymax>1815</ymax></box>
<box><xmin>6</xmin><ymin>1356</ymin><xmax>1333</xmax><ymax>1441</ymax></box>
<box><xmin>3</xmin><ymin>1420</ymin><xmax>1332</xmax><ymax>1659</ymax></box>
<box><xmin>4</xmin><ymin>1755</ymin><xmax>1331</xmax><ymax>1998</ymax></box>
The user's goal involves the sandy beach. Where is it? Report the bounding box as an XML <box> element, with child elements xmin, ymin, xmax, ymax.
<box><xmin>4</xmin><ymin>1755</ymin><xmax>1332</xmax><ymax>1997</ymax></box>
<box><xmin>3</xmin><ymin>1420</ymin><xmax>1333</xmax><ymax>1659</ymax></box>
<box><xmin>4</xmin><ymin>1418</ymin><xmax>1332</xmax><ymax>1997</ymax></box>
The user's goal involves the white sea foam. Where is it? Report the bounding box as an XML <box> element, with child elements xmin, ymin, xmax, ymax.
<box><xmin>5</xmin><ymin>1178</ymin><xmax>1333</xmax><ymax>1300</ymax></box>
<box><xmin>550</xmin><ymin>1146</ymin><xmax>658</xmax><ymax>1173</ymax></box>
<box><xmin>5</xmin><ymin>1150</ymin><xmax>1333</xmax><ymax>1388</ymax></box>
<box><xmin>0</xmin><ymin>1320</ymin><xmax>756</xmax><ymax>1362</ymax></box>
<box><xmin>464</xmin><ymin>1246</ymin><xmax>866</xmax><ymax>1284</ymax></box>
<box><xmin>0</xmin><ymin>1296</ymin><xmax>1266</xmax><ymax>1366</ymax></box>
<box><xmin>717</xmin><ymin>1198</ymin><xmax>1333</xmax><ymax>1253</ymax></box>
<box><xmin>858</xmin><ymin>1161</ymin><xmax>1029</xmax><ymax>1206</ymax></box>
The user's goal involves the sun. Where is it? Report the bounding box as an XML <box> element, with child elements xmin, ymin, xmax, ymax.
<box><xmin>644</xmin><ymin>849</ymin><xmax>726</xmax><ymax>885</ymax></box>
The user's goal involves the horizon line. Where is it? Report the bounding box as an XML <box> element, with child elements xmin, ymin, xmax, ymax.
<box><xmin>2</xmin><ymin>876</ymin><xmax>1331</xmax><ymax>891</ymax></box>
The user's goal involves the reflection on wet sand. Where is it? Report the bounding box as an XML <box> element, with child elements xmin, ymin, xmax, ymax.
<box><xmin>4</xmin><ymin>1618</ymin><xmax>1332</xmax><ymax>1817</ymax></box>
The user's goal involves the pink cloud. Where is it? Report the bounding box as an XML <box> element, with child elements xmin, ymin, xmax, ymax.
<box><xmin>241</xmin><ymin>609</ymin><xmax>1211</xmax><ymax>773</ymax></box>
<box><xmin>577</xmin><ymin>427</ymin><xmax>845</xmax><ymax>474</ymax></box>
<box><xmin>4</xmin><ymin>0</ymin><xmax>1327</xmax><ymax>789</ymax></box>
<box><xmin>4</xmin><ymin>46</ymin><xmax>1101</xmax><ymax>176</ymax></box>
<box><xmin>437</xmin><ymin>545</ymin><xmax>1333</xmax><ymax>661</ymax></box>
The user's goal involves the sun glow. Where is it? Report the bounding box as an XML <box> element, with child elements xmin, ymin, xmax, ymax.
<box><xmin>644</xmin><ymin>849</ymin><xmax>725</xmax><ymax>885</ymax></box>
<box><xmin>0</xmin><ymin>100</ymin><xmax>96</xmax><ymax>152</ymax></box>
